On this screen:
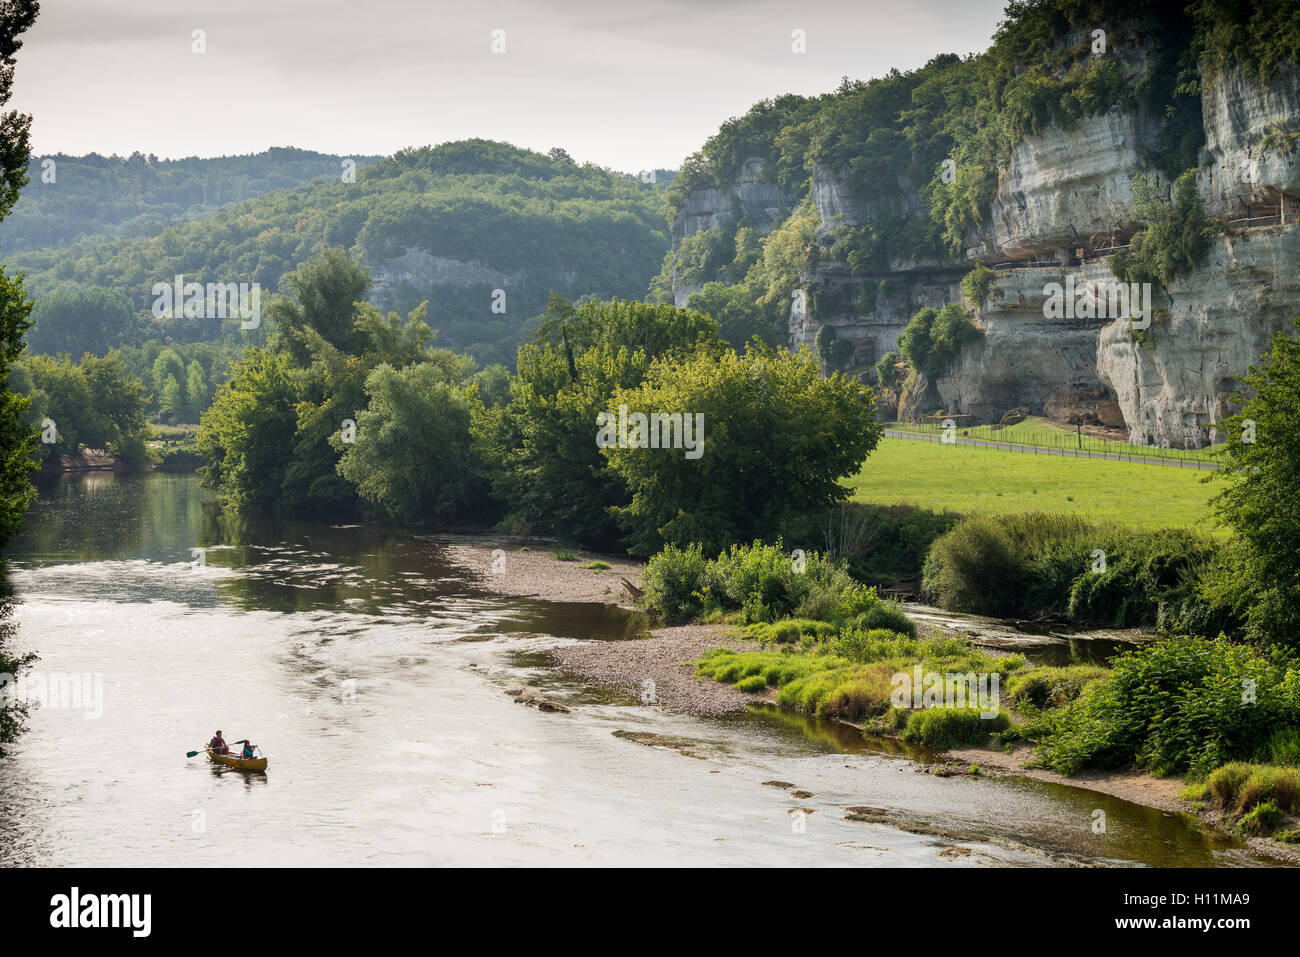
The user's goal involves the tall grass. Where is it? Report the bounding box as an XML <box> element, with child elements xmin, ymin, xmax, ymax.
<box><xmin>920</xmin><ymin>512</ymin><xmax>1234</xmax><ymax>630</ymax></box>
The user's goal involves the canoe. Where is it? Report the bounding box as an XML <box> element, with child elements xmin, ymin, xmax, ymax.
<box><xmin>207</xmin><ymin>747</ymin><xmax>268</xmax><ymax>772</ymax></box>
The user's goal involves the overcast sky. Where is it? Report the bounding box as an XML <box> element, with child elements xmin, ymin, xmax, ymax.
<box><xmin>14</xmin><ymin>0</ymin><xmax>1010</xmax><ymax>172</ymax></box>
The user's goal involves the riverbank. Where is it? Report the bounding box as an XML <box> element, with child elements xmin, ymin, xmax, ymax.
<box><xmin>441</xmin><ymin>538</ymin><xmax>644</xmax><ymax>607</ymax></box>
<box><xmin>550</xmin><ymin>624</ymin><xmax>751</xmax><ymax>716</ymax></box>
<box><xmin>525</xmin><ymin>577</ymin><xmax>1300</xmax><ymax>864</ymax></box>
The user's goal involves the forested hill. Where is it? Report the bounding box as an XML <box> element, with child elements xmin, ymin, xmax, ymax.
<box><xmin>1</xmin><ymin>147</ymin><xmax>381</xmax><ymax>254</ymax></box>
<box><xmin>12</xmin><ymin>140</ymin><xmax>674</xmax><ymax>367</ymax></box>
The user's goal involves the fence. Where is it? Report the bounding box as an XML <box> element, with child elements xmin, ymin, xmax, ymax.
<box><xmin>883</xmin><ymin>421</ymin><xmax>1220</xmax><ymax>470</ymax></box>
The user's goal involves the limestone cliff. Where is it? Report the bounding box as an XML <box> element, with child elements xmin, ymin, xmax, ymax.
<box><xmin>664</xmin><ymin>32</ymin><xmax>1300</xmax><ymax>449</ymax></box>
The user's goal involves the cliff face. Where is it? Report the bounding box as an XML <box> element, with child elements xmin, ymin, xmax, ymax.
<box><xmin>1201</xmin><ymin>64</ymin><xmax>1300</xmax><ymax>219</ymax></box>
<box><xmin>949</xmin><ymin>61</ymin><xmax>1300</xmax><ymax>448</ymax></box>
<box><xmin>662</xmin><ymin>32</ymin><xmax>1300</xmax><ymax>449</ymax></box>
<box><xmin>967</xmin><ymin>110</ymin><xmax>1148</xmax><ymax>262</ymax></box>
<box><xmin>369</xmin><ymin>247</ymin><xmax>533</xmax><ymax>302</ymax></box>
<box><xmin>1097</xmin><ymin>226</ymin><xmax>1300</xmax><ymax>446</ymax></box>
<box><xmin>669</xmin><ymin>157</ymin><xmax>797</xmax><ymax>307</ymax></box>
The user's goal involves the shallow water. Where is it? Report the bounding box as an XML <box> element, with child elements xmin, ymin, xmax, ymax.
<box><xmin>0</xmin><ymin>472</ymin><xmax>1273</xmax><ymax>867</ymax></box>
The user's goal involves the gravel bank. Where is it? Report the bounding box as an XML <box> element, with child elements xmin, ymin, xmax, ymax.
<box><xmin>549</xmin><ymin>624</ymin><xmax>759</xmax><ymax>716</ymax></box>
<box><xmin>440</xmin><ymin>538</ymin><xmax>644</xmax><ymax>607</ymax></box>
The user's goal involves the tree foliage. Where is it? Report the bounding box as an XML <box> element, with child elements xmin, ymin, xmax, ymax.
<box><xmin>1209</xmin><ymin>319</ymin><xmax>1300</xmax><ymax>646</ymax></box>
<box><xmin>605</xmin><ymin>345</ymin><xmax>881</xmax><ymax>555</ymax></box>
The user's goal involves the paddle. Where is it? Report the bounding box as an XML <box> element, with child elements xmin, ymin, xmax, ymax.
<box><xmin>187</xmin><ymin>739</ymin><xmax>248</xmax><ymax>758</ymax></box>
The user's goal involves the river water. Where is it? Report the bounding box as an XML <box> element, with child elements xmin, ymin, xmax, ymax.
<box><xmin>0</xmin><ymin>472</ymin><xmax>1272</xmax><ymax>867</ymax></box>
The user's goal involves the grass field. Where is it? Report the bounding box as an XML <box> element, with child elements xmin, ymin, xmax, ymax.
<box><xmin>884</xmin><ymin>416</ymin><xmax>1218</xmax><ymax>465</ymax></box>
<box><xmin>848</xmin><ymin>436</ymin><xmax>1221</xmax><ymax>531</ymax></box>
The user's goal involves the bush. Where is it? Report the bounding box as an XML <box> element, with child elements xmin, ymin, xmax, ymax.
<box><xmin>1239</xmin><ymin>800</ymin><xmax>1286</xmax><ymax>836</ymax></box>
<box><xmin>642</xmin><ymin>543</ymin><xmax>709</xmax><ymax>622</ymax></box>
<box><xmin>1237</xmin><ymin>766</ymin><xmax>1300</xmax><ymax>815</ymax></box>
<box><xmin>1205</xmin><ymin>762</ymin><xmax>1255</xmax><ymax>810</ymax></box>
<box><xmin>901</xmin><ymin>707</ymin><xmax>1010</xmax><ymax>749</ymax></box>
<box><xmin>922</xmin><ymin>512</ymin><xmax>1228</xmax><ymax>628</ymax></box>
<box><xmin>644</xmin><ymin>539</ymin><xmax>863</xmax><ymax>625</ymax></box>
<box><xmin>1006</xmin><ymin>665</ymin><xmax>1108</xmax><ymax>710</ymax></box>
<box><xmin>921</xmin><ymin>515</ymin><xmax>1022</xmax><ymax>615</ymax></box>
<box><xmin>744</xmin><ymin>618</ymin><xmax>837</xmax><ymax>644</ymax></box>
<box><xmin>1027</xmin><ymin>637</ymin><xmax>1300</xmax><ymax>777</ymax></box>
<box><xmin>856</xmin><ymin>600</ymin><xmax>916</xmax><ymax>638</ymax></box>
<box><xmin>1268</xmin><ymin>727</ymin><xmax>1300</xmax><ymax>766</ymax></box>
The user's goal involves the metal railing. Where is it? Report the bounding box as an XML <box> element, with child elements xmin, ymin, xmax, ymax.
<box><xmin>883</xmin><ymin>421</ymin><xmax>1220</xmax><ymax>470</ymax></box>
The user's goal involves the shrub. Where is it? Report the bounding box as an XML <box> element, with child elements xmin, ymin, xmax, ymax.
<box><xmin>642</xmin><ymin>543</ymin><xmax>708</xmax><ymax>622</ymax></box>
<box><xmin>1236</xmin><ymin>766</ymin><xmax>1300</xmax><ymax>815</ymax></box>
<box><xmin>1006</xmin><ymin>665</ymin><xmax>1108</xmax><ymax>710</ymax></box>
<box><xmin>1205</xmin><ymin>762</ymin><xmax>1254</xmax><ymax>810</ymax></box>
<box><xmin>960</xmin><ymin>262</ymin><xmax>998</xmax><ymax>309</ymax></box>
<box><xmin>922</xmin><ymin>512</ymin><xmax>1228</xmax><ymax>628</ymax></box>
<box><xmin>856</xmin><ymin>599</ymin><xmax>916</xmax><ymax>638</ymax></box>
<box><xmin>921</xmin><ymin>515</ymin><xmax>1022</xmax><ymax>614</ymax></box>
<box><xmin>1027</xmin><ymin>637</ymin><xmax>1300</xmax><ymax>777</ymax></box>
<box><xmin>1268</xmin><ymin>727</ymin><xmax>1300</xmax><ymax>766</ymax></box>
<box><xmin>745</xmin><ymin>618</ymin><xmax>837</xmax><ymax>644</ymax></box>
<box><xmin>1239</xmin><ymin>800</ymin><xmax>1285</xmax><ymax>837</ymax></box>
<box><xmin>645</xmin><ymin>539</ymin><xmax>862</xmax><ymax>625</ymax></box>
<box><xmin>901</xmin><ymin>707</ymin><xmax>1010</xmax><ymax>749</ymax></box>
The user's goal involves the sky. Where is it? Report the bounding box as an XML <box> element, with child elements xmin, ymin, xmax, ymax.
<box><xmin>13</xmin><ymin>0</ymin><xmax>1011</xmax><ymax>173</ymax></box>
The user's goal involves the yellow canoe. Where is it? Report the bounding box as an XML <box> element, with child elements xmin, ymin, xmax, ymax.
<box><xmin>207</xmin><ymin>747</ymin><xmax>268</xmax><ymax>772</ymax></box>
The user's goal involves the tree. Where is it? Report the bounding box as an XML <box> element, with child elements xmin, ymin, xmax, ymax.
<box><xmin>266</xmin><ymin>246</ymin><xmax>372</xmax><ymax>364</ymax></box>
<box><xmin>184</xmin><ymin>360</ymin><xmax>208</xmax><ymax>420</ymax></box>
<box><xmin>476</xmin><ymin>296</ymin><xmax>721</xmax><ymax>546</ymax></box>
<box><xmin>79</xmin><ymin>350</ymin><xmax>149</xmax><ymax>459</ymax></box>
<box><xmin>897</xmin><ymin>303</ymin><xmax>980</xmax><ymax>377</ymax></box>
<box><xmin>604</xmin><ymin>344</ymin><xmax>882</xmax><ymax>555</ymax></box>
<box><xmin>15</xmin><ymin>351</ymin><xmax>150</xmax><ymax>462</ymax></box>
<box><xmin>196</xmin><ymin>349</ymin><xmax>299</xmax><ymax>511</ymax></box>
<box><xmin>24</xmin><ymin>287</ymin><xmax>133</xmax><ymax>355</ymax></box>
<box><xmin>1209</xmin><ymin>319</ymin><xmax>1300</xmax><ymax>646</ymax></box>
<box><xmin>333</xmin><ymin>363</ymin><xmax>478</xmax><ymax>526</ymax></box>
<box><xmin>1112</xmin><ymin>171</ymin><xmax>1218</xmax><ymax>289</ymax></box>
<box><xmin>0</xmin><ymin>0</ymin><xmax>40</xmax><ymax>552</ymax></box>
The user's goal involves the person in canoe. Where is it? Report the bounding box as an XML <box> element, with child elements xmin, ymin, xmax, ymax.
<box><xmin>241</xmin><ymin>740</ymin><xmax>256</xmax><ymax>760</ymax></box>
<box><xmin>209</xmin><ymin>730</ymin><xmax>229</xmax><ymax>755</ymax></box>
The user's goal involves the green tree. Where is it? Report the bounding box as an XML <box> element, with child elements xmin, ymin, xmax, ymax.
<box><xmin>196</xmin><ymin>349</ymin><xmax>299</xmax><ymax>511</ymax></box>
<box><xmin>0</xmin><ymin>0</ymin><xmax>40</xmax><ymax>554</ymax></box>
<box><xmin>24</xmin><ymin>287</ymin><xmax>134</xmax><ymax>356</ymax></box>
<box><xmin>333</xmin><ymin>363</ymin><xmax>478</xmax><ymax>525</ymax></box>
<box><xmin>1112</xmin><ymin>171</ymin><xmax>1218</xmax><ymax>289</ymax></box>
<box><xmin>477</xmin><ymin>296</ymin><xmax>720</xmax><ymax>546</ymax></box>
<box><xmin>604</xmin><ymin>345</ymin><xmax>882</xmax><ymax>555</ymax></box>
<box><xmin>267</xmin><ymin>246</ymin><xmax>372</xmax><ymax>364</ymax></box>
<box><xmin>79</xmin><ymin>350</ymin><xmax>149</xmax><ymax>459</ymax></box>
<box><xmin>1209</xmin><ymin>319</ymin><xmax>1300</xmax><ymax>645</ymax></box>
<box><xmin>184</xmin><ymin>359</ymin><xmax>208</xmax><ymax>420</ymax></box>
<box><xmin>898</xmin><ymin>303</ymin><xmax>980</xmax><ymax>377</ymax></box>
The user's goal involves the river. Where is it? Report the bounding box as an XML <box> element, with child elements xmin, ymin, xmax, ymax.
<box><xmin>0</xmin><ymin>472</ymin><xmax>1272</xmax><ymax>867</ymax></box>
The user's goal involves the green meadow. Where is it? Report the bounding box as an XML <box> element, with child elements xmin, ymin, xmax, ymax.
<box><xmin>848</xmin><ymin>436</ymin><xmax>1219</xmax><ymax>531</ymax></box>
